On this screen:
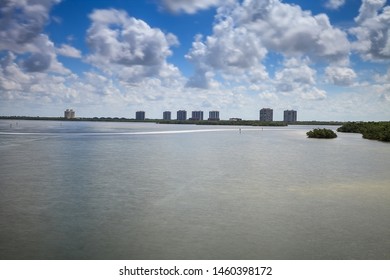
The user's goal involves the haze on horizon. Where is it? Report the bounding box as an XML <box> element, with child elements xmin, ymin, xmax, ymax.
<box><xmin>0</xmin><ymin>0</ymin><xmax>389</xmax><ymax>121</ymax></box>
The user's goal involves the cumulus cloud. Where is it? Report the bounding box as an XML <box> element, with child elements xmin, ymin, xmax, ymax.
<box><xmin>350</xmin><ymin>0</ymin><xmax>390</xmax><ymax>60</ymax></box>
<box><xmin>0</xmin><ymin>0</ymin><xmax>77</xmax><ymax>108</ymax></box>
<box><xmin>158</xmin><ymin>0</ymin><xmax>227</xmax><ymax>14</ymax></box>
<box><xmin>275</xmin><ymin>58</ymin><xmax>317</xmax><ymax>90</ymax></box>
<box><xmin>354</xmin><ymin>0</ymin><xmax>386</xmax><ymax>23</ymax></box>
<box><xmin>56</xmin><ymin>44</ymin><xmax>82</xmax><ymax>58</ymax></box>
<box><xmin>273</xmin><ymin>58</ymin><xmax>326</xmax><ymax>101</ymax></box>
<box><xmin>300</xmin><ymin>87</ymin><xmax>327</xmax><ymax>101</ymax></box>
<box><xmin>0</xmin><ymin>0</ymin><xmax>60</xmax><ymax>52</ymax></box>
<box><xmin>86</xmin><ymin>9</ymin><xmax>180</xmax><ymax>82</ymax></box>
<box><xmin>373</xmin><ymin>68</ymin><xmax>390</xmax><ymax>103</ymax></box>
<box><xmin>185</xmin><ymin>66</ymin><xmax>218</xmax><ymax>89</ymax></box>
<box><xmin>0</xmin><ymin>0</ymin><xmax>70</xmax><ymax>74</ymax></box>
<box><xmin>0</xmin><ymin>51</ymin><xmax>68</xmax><ymax>100</ymax></box>
<box><xmin>0</xmin><ymin>52</ymin><xmax>26</xmax><ymax>91</ymax></box>
<box><xmin>186</xmin><ymin>0</ymin><xmax>350</xmax><ymax>89</ymax></box>
<box><xmin>185</xmin><ymin>24</ymin><xmax>268</xmax><ymax>88</ymax></box>
<box><xmin>0</xmin><ymin>51</ymin><xmax>125</xmax><ymax>108</ymax></box>
<box><xmin>235</xmin><ymin>0</ymin><xmax>350</xmax><ymax>62</ymax></box>
<box><xmin>374</xmin><ymin>68</ymin><xmax>390</xmax><ymax>82</ymax></box>
<box><xmin>325</xmin><ymin>0</ymin><xmax>346</xmax><ymax>10</ymax></box>
<box><xmin>325</xmin><ymin>66</ymin><xmax>357</xmax><ymax>86</ymax></box>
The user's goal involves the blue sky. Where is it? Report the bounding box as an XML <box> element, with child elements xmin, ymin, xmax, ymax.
<box><xmin>1</xmin><ymin>0</ymin><xmax>389</xmax><ymax>120</ymax></box>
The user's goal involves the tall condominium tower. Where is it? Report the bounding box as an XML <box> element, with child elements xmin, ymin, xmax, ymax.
<box><xmin>177</xmin><ymin>110</ymin><xmax>187</xmax><ymax>120</ymax></box>
<box><xmin>284</xmin><ymin>110</ymin><xmax>297</xmax><ymax>122</ymax></box>
<box><xmin>208</xmin><ymin>111</ymin><xmax>220</xmax><ymax>121</ymax></box>
<box><xmin>191</xmin><ymin>111</ymin><xmax>204</xmax><ymax>121</ymax></box>
<box><xmin>260</xmin><ymin>108</ymin><xmax>273</xmax><ymax>122</ymax></box>
<box><xmin>64</xmin><ymin>109</ymin><xmax>75</xmax><ymax>119</ymax></box>
<box><xmin>163</xmin><ymin>111</ymin><xmax>171</xmax><ymax>120</ymax></box>
<box><xmin>135</xmin><ymin>111</ymin><xmax>145</xmax><ymax>120</ymax></box>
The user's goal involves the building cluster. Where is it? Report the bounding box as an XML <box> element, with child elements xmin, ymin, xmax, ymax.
<box><xmin>62</xmin><ymin>108</ymin><xmax>296</xmax><ymax>122</ymax></box>
<box><xmin>64</xmin><ymin>109</ymin><xmax>75</xmax><ymax>119</ymax></box>
<box><xmin>259</xmin><ymin>108</ymin><xmax>297</xmax><ymax>122</ymax></box>
<box><xmin>136</xmin><ymin>110</ymin><xmax>220</xmax><ymax>121</ymax></box>
<box><xmin>135</xmin><ymin>109</ymin><xmax>297</xmax><ymax>122</ymax></box>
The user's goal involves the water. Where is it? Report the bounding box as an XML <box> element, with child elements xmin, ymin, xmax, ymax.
<box><xmin>0</xmin><ymin>120</ymin><xmax>389</xmax><ymax>259</ymax></box>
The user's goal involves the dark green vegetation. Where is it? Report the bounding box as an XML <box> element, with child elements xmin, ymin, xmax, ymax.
<box><xmin>337</xmin><ymin>122</ymin><xmax>390</xmax><ymax>142</ymax></box>
<box><xmin>306</xmin><ymin>128</ymin><xmax>337</xmax><ymax>139</ymax></box>
<box><xmin>292</xmin><ymin>121</ymin><xmax>343</xmax><ymax>126</ymax></box>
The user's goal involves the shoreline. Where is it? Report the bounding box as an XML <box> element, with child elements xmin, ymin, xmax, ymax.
<box><xmin>0</xmin><ymin>116</ymin><xmax>345</xmax><ymax>127</ymax></box>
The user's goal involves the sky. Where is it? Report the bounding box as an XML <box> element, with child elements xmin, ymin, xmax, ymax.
<box><xmin>0</xmin><ymin>0</ymin><xmax>389</xmax><ymax>121</ymax></box>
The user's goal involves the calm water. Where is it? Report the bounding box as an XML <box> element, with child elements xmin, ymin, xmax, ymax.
<box><xmin>0</xmin><ymin>120</ymin><xmax>389</xmax><ymax>260</ymax></box>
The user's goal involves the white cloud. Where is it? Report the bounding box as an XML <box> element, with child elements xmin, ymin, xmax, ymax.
<box><xmin>185</xmin><ymin>67</ymin><xmax>220</xmax><ymax>89</ymax></box>
<box><xmin>0</xmin><ymin>50</ymin><xmax>74</xmax><ymax>104</ymax></box>
<box><xmin>372</xmin><ymin>67</ymin><xmax>390</xmax><ymax>103</ymax></box>
<box><xmin>57</xmin><ymin>44</ymin><xmax>82</xmax><ymax>58</ymax></box>
<box><xmin>273</xmin><ymin>58</ymin><xmax>326</xmax><ymax>101</ymax></box>
<box><xmin>186</xmin><ymin>0</ymin><xmax>350</xmax><ymax>89</ymax></box>
<box><xmin>275</xmin><ymin>58</ymin><xmax>317</xmax><ymax>90</ymax></box>
<box><xmin>0</xmin><ymin>0</ymin><xmax>61</xmax><ymax>52</ymax></box>
<box><xmin>374</xmin><ymin>67</ymin><xmax>390</xmax><ymax>82</ymax></box>
<box><xmin>185</xmin><ymin>23</ymin><xmax>268</xmax><ymax>88</ymax></box>
<box><xmin>350</xmin><ymin>0</ymin><xmax>390</xmax><ymax>60</ymax></box>
<box><xmin>325</xmin><ymin>0</ymin><xmax>346</xmax><ymax>10</ymax></box>
<box><xmin>86</xmin><ymin>9</ymin><xmax>181</xmax><ymax>83</ymax></box>
<box><xmin>0</xmin><ymin>52</ymin><xmax>128</xmax><ymax>110</ymax></box>
<box><xmin>236</xmin><ymin>0</ymin><xmax>350</xmax><ymax>62</ymax></box>
<box><xmin>0</xmin><ymin>0</ymin><xmax>70</xmax><ymax>74</ymax></box>
<box><xmin>299</xmin><ymin>88</ymin><xmax>327</xmax><ymax>101</ymax></box>
<box><xmin>158</xmin><ymin>0</ymin><xmax>227</xmax><ymax>14</ymax></box>
<box><xmin>325</xmin><ymin>66</ymin><xmax>357</xmax><ymax>86</ymax></box>
<box><xmin>354</xmin><ymin>0</ymin><xmax>386</xmax><ymax>23</ymax></box>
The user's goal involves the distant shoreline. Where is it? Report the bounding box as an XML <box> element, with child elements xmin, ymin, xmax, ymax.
<box><xmin>2</xmin><ymin>116</ymin><xmax>389</xmax><ymax>142</ymax></box>
<box><xmin>0</xmin><ymin>116</ymin><xmax>346</xmax><ymax>126</ymax></box>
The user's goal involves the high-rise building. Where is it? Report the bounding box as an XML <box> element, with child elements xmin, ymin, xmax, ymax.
<box><xmin>163</xmin><ymin>111</ymin><xmax>171</xmax><ymax>120</ymax></box>
<box><xmin>191</xmin><ymin>111</ymin><xmax>204</xmax><ymax>121</ymax></box>
<box><xmin>284</xmin><ymin>110</ymin><xmax>297</xmax><ymax>122</ymax></box>
<box><xmin>260</xmin><ymin>108</ymin><xmax>273</xmax><ymax>122</ymax></box>
<box><xmin>208</xmin><ymin>111</ymin><xmax>220</xmax><ymax>121</ymax></box>
<box><xmin>135</xmin><ymin>111</ymin><xmax>145</xmax><ymax>120</ymax></box>
<box><xmin>64</xmin><ymin>109</ymin><xmax>75</xmax><ymax>119</ymax></box>
<box><xmin>177</xmin><ymin>110</ymin><xmax>187</xmax><ymax>120</ymax></box>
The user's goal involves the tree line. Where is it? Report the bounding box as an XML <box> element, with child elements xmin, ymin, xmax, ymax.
<box><xmin>337</xmin><ymin>122</ymin><xmax>390</xmax><ymax>142</ymax></box>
